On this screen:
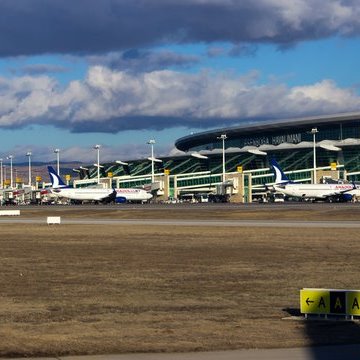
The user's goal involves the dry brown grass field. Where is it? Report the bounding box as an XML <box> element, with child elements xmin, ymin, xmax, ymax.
<box><xmin>1</xmin><ymin>205</ymin><xmax>360</xmax><ymax>356</ymax></box>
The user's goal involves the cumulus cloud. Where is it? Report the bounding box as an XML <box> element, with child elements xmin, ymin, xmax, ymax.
<box><xmin>0</xmin><ymin>66</ymin><xmax>360</xmax><ymax>133</ymax></box>
<box><xmin>0</xmin><ymin>1</ymin><xmax>360</xmax><ymax>56</ymax></box>
<box><xmin>0</xmin><ymin>75</ymin><xmax>57</xmax><ymax>126</ymax></box>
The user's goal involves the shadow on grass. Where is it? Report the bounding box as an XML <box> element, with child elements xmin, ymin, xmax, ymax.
<box><xmin>283</xmin><ymin>308</ymin><xmax>360</xmax><ymax>359</ymax></box>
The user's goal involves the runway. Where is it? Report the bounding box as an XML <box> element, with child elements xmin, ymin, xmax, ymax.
<box><xmin>3</xmin><ymin>201</ymin><xmax>360</xmax><ymax>211</ymax></box>
<box><xmin>1</xmin><ymin>202</ymin><xmax>360</xmax><ymax>228</ymax></box>
<box><xmin>5</xmin><ymin>344</ymin><xmax>360</xmax><ymax>360</ymax></box>
<box><xmin>1</xmin><ymin>217</ymin><xmax>360</xmax><ymax>228</ymax></box>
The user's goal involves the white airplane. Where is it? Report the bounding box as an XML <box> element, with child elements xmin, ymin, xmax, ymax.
<box><xmin>115</xmin><ymin>188</ymin><xmax>152</xmax><ymax>203</ymax></box>
<box><xmin>48</xmin><ymin>166</ymin><xmax>116</xmax><ymax>203</ymax></box>
<box><xmin>270</xmin><ymin>159</ymin><xmax>357</xmax><ymax>202</ymax></box>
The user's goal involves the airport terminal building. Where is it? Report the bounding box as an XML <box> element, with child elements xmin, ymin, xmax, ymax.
<box><xmin>77</xmin><ymin>112</ymin><xmax>360</xmax><ymax>201</ymax></box>
<box><xmin>175</xmin><ymin>112</ymin><xmax>360</xmax><ymax>173</ymax></box>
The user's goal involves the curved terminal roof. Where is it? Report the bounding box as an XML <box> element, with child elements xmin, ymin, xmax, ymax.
<box><xmin>175</xmin><ymin>112</ymin><xmax>360</xmax><ymax>151</ymax></box>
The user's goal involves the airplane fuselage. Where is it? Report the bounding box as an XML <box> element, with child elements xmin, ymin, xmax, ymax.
<box><xmin>274</xmin><ymin>183</ymin><xmax>355</xmax><ymax>199</ymax></box>
<box><xmin>270</xmin><ymin>158</ymin><xmax>359</xmax><ymax>202</ymax></box>
<box><xmin>115</xmin><ymin>188</ymin><xmax>152</xmax><ymax>202</ymax></box>
<box><xmin>52</xmin><ymin>187</ymin><xmax>115</xmax><ymax>201</ymax></box>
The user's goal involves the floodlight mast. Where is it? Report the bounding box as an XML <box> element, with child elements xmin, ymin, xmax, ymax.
<box><xmin>54</xmin><ymin>149</ymin><xmax>60</xmax><ymax>175</ymax></box>
<box><xmin>217</xmin><ymin>134</ymin><xmax>227</xmax><ymax>183</ymax></box>
<box><xmin>147</xmin><ymin>139</ymin><xmax>156</xmax><ymax>183</ymax></box>
<box><xmin>7</xmin><ymin>155</ymin><xmax>13</xmax><ymax>188</ymax></box>
<box><xmin>94</xmin><ymin>145</ymin><xmax>101</xmax><ymax>184</ymax></box>
<box><xmin>310</xmin><ymin>128</ymin><xmax>319</xmax><ymax>184</ymax></box>
<box><xmin>0</xmin><ymin>158</ymin><xmax>3</xmax><ymax>189</ymax></box>
<box><xmin>26</xmin><ymin>151</ymin><xmax>32</xmax><ymax>186</ymax></box>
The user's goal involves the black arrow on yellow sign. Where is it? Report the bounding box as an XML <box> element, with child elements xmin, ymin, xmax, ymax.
<box><xmin>306</xmin><ymin>298</ymin><xmax>314</xmax><ymax>306</ymax></box>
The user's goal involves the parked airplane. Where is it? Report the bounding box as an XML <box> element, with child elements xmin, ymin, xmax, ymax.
<box><xmin>48</xmin><ymin>166</ymin><xmax>116</xmax><ymax>203</ymax></box>
<box><xmin>270</xmin><ymin>158</ymin><xmax>357</xmax><ymax>202</ymax></box>
<box><xmin>48</xmin><ymin>166</ymin><xmax>152</xmax><ymax>204</ymax></box>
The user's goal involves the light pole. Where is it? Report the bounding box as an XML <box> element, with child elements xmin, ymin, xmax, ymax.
<box><xmin>26</xmin><ymin>151</ymin><xmax>32</xmax><ymax>186</ymax></box>
<box><xmin>94</xmin><ymin>144</ymin><xmax>101</xmax><ymax>184</ymax></box>
<box><xmin>7</xmin><ymin>155</ymin><xmax>13</xmax><ymax>188</ymax></box>
<box><xmin>217</xmin><ymin>134</ymin><xmax>227</xmax><ymax>183</ymax></box>
<box><xmin>310</xmin><ymin>128</ymin><xmax>319</xmax><ymax>184</ymax></box>
<box><xmin>0</xmin><ymin>158</ymin><xmax>2</xmax><ymax>189</ymax></box>
<box><xmin>147</xmin><ymin>139</ymin><xmax>156</xmax><ymax>183</ymax></box>
<box><xmin>54</xmin><ymin>149</ymin><xmax>60</xmax><ymax>175</ymax></box>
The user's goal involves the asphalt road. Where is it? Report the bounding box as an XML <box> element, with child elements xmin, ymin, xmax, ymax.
<box><xmin>5</xmin><ymin>345</ymin><xmax>360</xmax><ymax>360</ymax></box>
<box><xmin>1</xmin><ymin>217</ymin><xmax>360</xmax><ymax>228</ymax></box>
<box><xmin>3</xmin><ymin>201</ymin><xmax>360</xmax><ymax>211</ymax></box>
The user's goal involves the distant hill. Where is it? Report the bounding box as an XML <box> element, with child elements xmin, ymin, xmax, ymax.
<box><xmin>5</xmin><ymin>162</ymin><xmax>83</xmax><ymax>184</ymax></box>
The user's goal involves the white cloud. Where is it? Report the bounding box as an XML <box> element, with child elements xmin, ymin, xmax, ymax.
<box><xmin>0</xmin><ymin>67</ymin><xmax>360</xmax><ymax>133</ymax></box>
<box><xmin>0</xmin><ymin>75</ymin><xmax>56</xmax><ymax>126</ymax></box>
<box><xmin>288</xmin><ymin>80</ymin><xmax>360</xmax><ymax>113</ymax></box>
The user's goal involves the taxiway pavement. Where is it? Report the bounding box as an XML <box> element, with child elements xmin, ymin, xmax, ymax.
<box><xmin>5</xmin><ymin>344</ymin><xmax>360</xmax><ymax>360</ymax></box>
<box><xmin>1</xmin><ymin>217</ymin><xmax>360</xmax><ymax>228</ymax></box>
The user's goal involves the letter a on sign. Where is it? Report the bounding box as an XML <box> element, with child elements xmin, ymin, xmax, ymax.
<box><xmin>335</xmin><ymin>297</ymin><xmax>342</xmax><ymax>310</ymax></box>
<box><xmin>348</xmin><ymin>292</ymin><xmax>360</xmax><ymax>316</ymax></box>
<box><xmin>353</xmin><ymin>298</ymin><xmax>359</xmax><ymax>310</ymax></box>
<box><xmin>330</xmin><ymin>291</ymin><xmax>346</xmax><ymax>314</ymax></box>
<box><xmin>318</xmin><ymin>297</ymin><xmax>326</xmax><ymax>308</ymax></box>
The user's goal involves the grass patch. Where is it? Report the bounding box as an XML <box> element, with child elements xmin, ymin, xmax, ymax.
<box><xmin>0</xmin><ymin>206</ymin><xmax>360</xmax><ymax>355</ymax></box>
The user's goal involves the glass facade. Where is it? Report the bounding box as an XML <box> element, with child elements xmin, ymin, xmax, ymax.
<box><xmin>183</xmin><ymin>120</ymin><xmax>360</xmax><ymax>152</ymax></box>
<box><xmin>79</xmin><ymin>114</ymin><xmax>360</xmax><ymax>183</ymax></box>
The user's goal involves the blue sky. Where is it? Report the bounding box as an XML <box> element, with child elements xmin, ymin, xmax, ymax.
<box><xmin>1</xmin><ymin>0</ymin><xmax>360</xmax><ymax>164</ymax></box>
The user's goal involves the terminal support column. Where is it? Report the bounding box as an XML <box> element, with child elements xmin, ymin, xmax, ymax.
<box><xmin>228</xmin><ymin>173</ymin><xmax>252</xmax><ymax>203</ymax></box>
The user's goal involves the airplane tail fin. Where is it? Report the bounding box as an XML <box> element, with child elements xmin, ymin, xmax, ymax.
<box><xmin>48</xmin><ymin>166</ymin><xmax>67</xmax><ymax>188</ymax></box>
<box><xmin>269</xmin><ymin>158</ymin><xmax>291</xmax><ymax>184</ymax></box>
